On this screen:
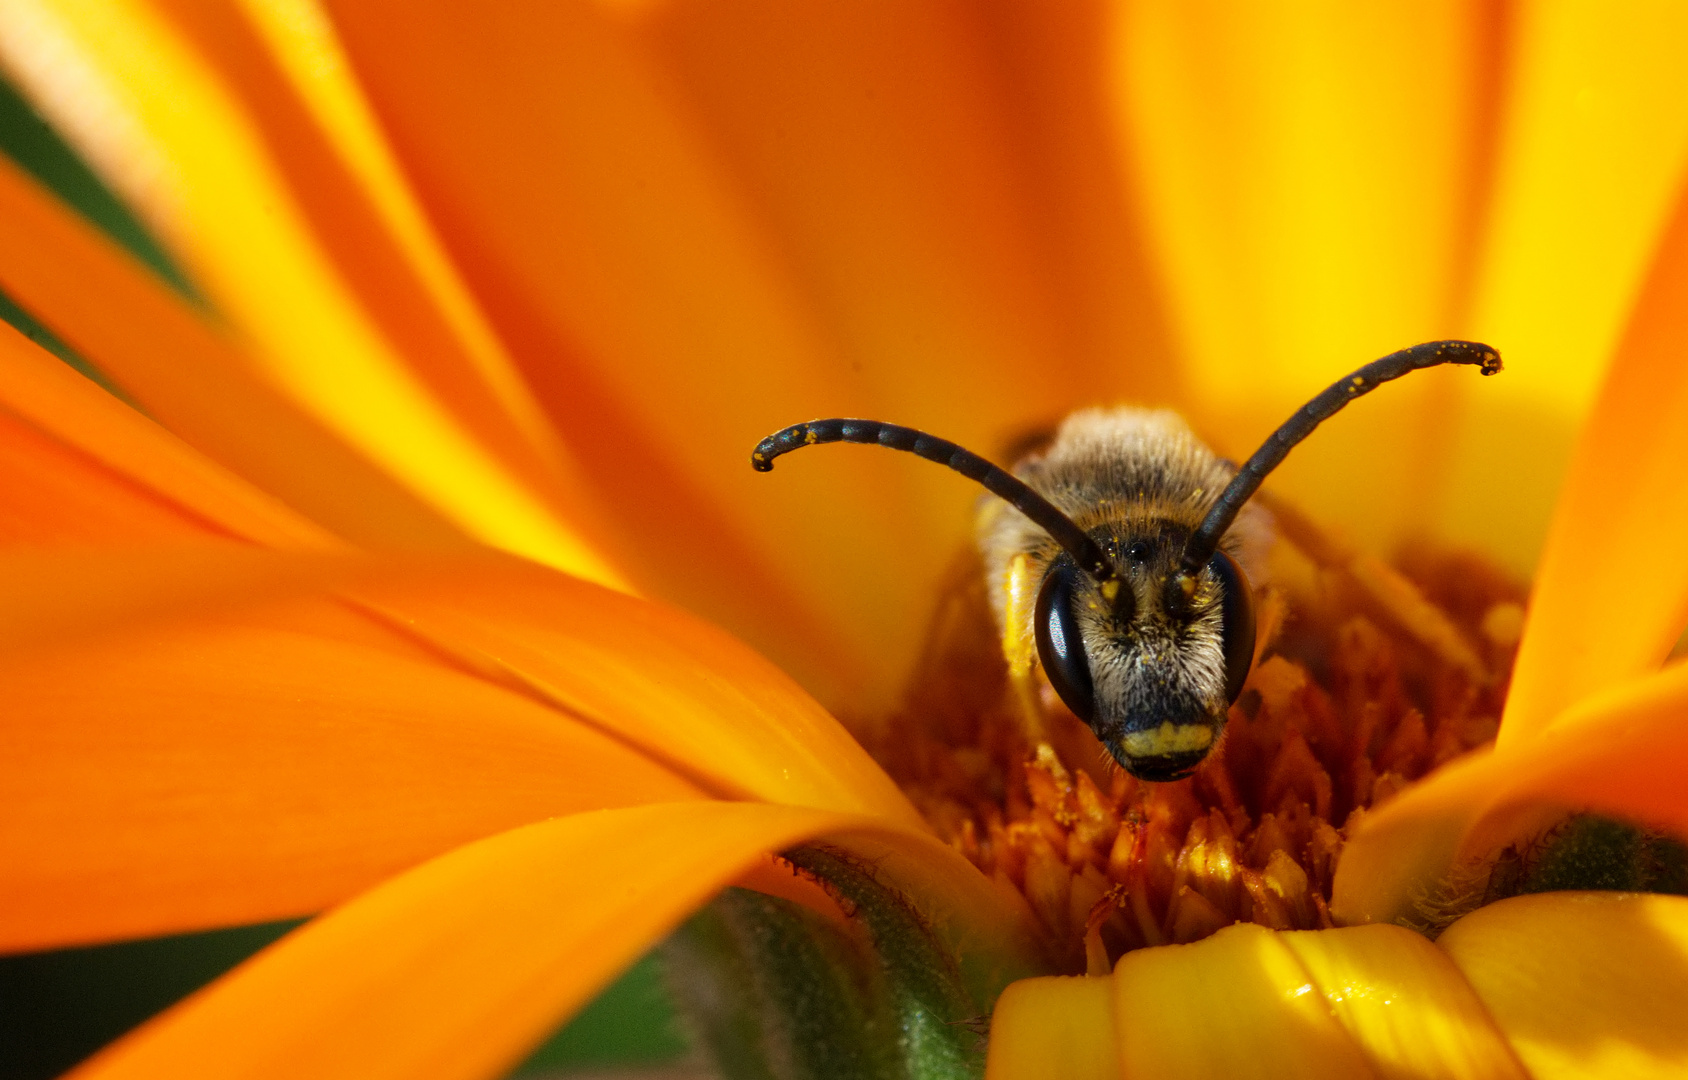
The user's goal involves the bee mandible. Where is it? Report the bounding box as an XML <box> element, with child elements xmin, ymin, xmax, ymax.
<box><xmin>751</xmin><ymin>340</ymin><xmax>1501</xmax><ymax>781</ymax></box>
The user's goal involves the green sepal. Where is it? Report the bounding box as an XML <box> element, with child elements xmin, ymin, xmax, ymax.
<box><xmin>662</xmin><ymin>844</ymin><xmax>992</xmax><ymax>1080</ymax></box>
<box><xmin>1515</xmin><ymin>814</ymin><xmax>1688</xmax><ymax>896</ymax></box>
<box><xmin>663</xmin><ymin>886</ymin><xmax>900</xmax><ymax>1080</ymax></box>
<box><xmin>786</xmin><ymin>847</ymin><xmax>984</xmax><ymax>1080</ymax></box>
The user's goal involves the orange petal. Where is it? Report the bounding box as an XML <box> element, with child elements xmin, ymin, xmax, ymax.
<box><xmin>0</xmin><ymin>312</ymin><xmax>332</xmax><ymax>546</ymax></box>
<box><xmin>0</xmin><ymin>545</ymin><xmax>369</xmax><ymax>658</ymax></box>
<box><xmin>1114</xmin><ymin>1</ymin><xmax>1504</xmax><ymax>555</ymax></box>
<box><xmin>639</xmin><ymin>2</ymin><xmax>1176</xmax><ymax>414</ymax></box>
<box><xmin>1500</xmin><ymin>179</ymin><xmax>1688</xmax><ymax>745</ymax></box>
<box><xmin>321</xmin><ymin>0</ymin><xmax>1048</xmax><ymax>707</ymax></box>
<box><xmin>1438</xmin><ymin>892</ymin><xmax>1688</xmax><ymax>1080</ymax></box>
<box><xmin>1113</xmin><ymin>923</ymin><xmax>1375</xmax><ymax>1079</ymax></box>
<box><xmin>1335</xmin><ymin>660</ymin><xmax>1688</xmax><ymax>927</ymax></box>
<box><xmin>344</xmin><ymin>557</ymin><xmax>927</xmax><ymax>830</ymax></box>
<box><xmin>0</xmin><ymin>0</ymin><xmax>620</xmax><ymax>585</ymax></box>
<box><xmin>68</xmin><ymin>802</ymin><xmax>1037</xmax><ymax>1080</ymax></box>
<box><xmin>0</xmin><ymin>601</ymin><xmax>705</xmax><ymax>951</ymax></box>
<box><xmin>984</xmin><ymin>975</ymin><xmax>1116</xmax><ymax>1080</ymax></box>
<box><xmin>0</xmin><ymin>152</ymin><xmax>473</xmax><ymax>553</ymax></box>
<box><xmin>1279</xmin><ymin>924</ymin><xmax>1528</xmax><ymax>1080</ymax></box>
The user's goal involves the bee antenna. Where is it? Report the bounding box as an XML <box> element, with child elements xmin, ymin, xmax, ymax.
<box><xmin>1181</xmin><ymin>339</ymin><xmax>1503</xmax><ymax>574</ymax></box>
<box><xmin>752</xmin><ymin>418</ymin><xmax>1125</xmax><ymax>594</ymax></box>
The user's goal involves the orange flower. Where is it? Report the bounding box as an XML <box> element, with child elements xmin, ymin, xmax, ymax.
<box><xmin>2</xmin><ymin>2</ymin><xmax>1688</xmax><ymax>1078</ymax></box>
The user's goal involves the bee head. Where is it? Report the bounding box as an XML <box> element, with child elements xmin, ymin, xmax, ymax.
<box><xmin>1033</xmin><ymin>536</ymin><xmax>1255</xmax><ymax>781</ymax></box>
<box><xmin>750</xmin><ymin>338</ymin><xmax>1499</xmax><ymax>783</ymax></box>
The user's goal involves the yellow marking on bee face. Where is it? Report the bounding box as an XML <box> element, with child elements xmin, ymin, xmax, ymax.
<box><xmin>1119</xmin><ymin>722</ymin><xmax>1215</xmax><ymax>758</ymax></box>
<box><xmin>1100</xmin><ymin>578</ymin><xmax>1120</xmax><ymax>603</ymax></box>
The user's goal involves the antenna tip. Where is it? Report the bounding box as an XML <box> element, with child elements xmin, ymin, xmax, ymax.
<box><xmin>1435</xmin><ymin>339</ymin><xmax>1503</xmax><ymax>375</ymax></box>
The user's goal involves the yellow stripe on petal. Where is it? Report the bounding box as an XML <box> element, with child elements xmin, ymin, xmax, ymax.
<box><xmin>233</xmin><ymin>0</ymin><xmax>564</xmax><ymax>466</ymax></box>
<box><xmin>1501</xmin><ymin>182</ymin><xmax>1688</xmax><ymax>746</ymax></box>
<box><xmin>1282</xmin><ymin>925</ymin><xmax>1528</xmax><ymax>1080</ymax></box>
<box><xmin>1439</xmin><ymin>892</ymin><xmax>1688</xmax><ymax>1080</ymax></box>
<box><xmin>1442</xmin><ymin>1</ymin><xmax>1688</xmax><ymax>574</ymax></box>
<box><xmin>1114</xmin><ymin>1</ymin><xmax>1498</xmax><ymax>555</ymax></box>
<box><xmin>1464</xmin><ymin>1</ymin><xmax>1688</xmax><ymax>423</ymax></box>
<box><xmin>0</xmin><ymin>0</ymin><xmax>622</xmax><ymax>586</ymax></box>
<box><xmin>985</xmin><ymin>976</ymin><xmax>1116</xmax><ymax>1080</ymax></box>
<box><xmin>0</xmin><ymin>154</ymin><xmax>479</xmax><ymax>552</ymax></box>
<box><xmin>1113</xmin><ymin>922</ymin><xmax>1377</xmax><ymax>1079</ymax></box>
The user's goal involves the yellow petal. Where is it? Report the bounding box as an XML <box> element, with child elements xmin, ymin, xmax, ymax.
<box><xmin>1500</xmin><ymin>181</ymin><xmax>1688</xmax><ymax>745</ymax></box>
<box><xmin>1114</xmin><ymin>1</ymin><xmax>1499</xmax><ymax>555</ymax></box>
<box><xmin>0</xmin><ymin>0</ymin><xmax>621</xmax><ymax>585</ymax></box>
<box><xmin>1335</xmin><ymin>660</ymin><xmax>1688</xmax><ymax>927</ymax></box>
<box><xmin>0</xmin><ymin>597</ymin><xmax>705</xmax><ymax>951</ymax></box>
<box><xmin>990</xmin><ymin>924</ymin><xmax>1533</xmax><ymax>1080</ymax></box>
<box><xmin>1280</xmin><ymin>924</ymin><xmax>1528</xmax><ymax>1080</ymax></box>
<box><xmin>1113</xmin><ymin>922</ymin><xmax>1376</xmax><ymax>1079</ymax></box>
<box><xmin>1438</xmin><ymin>892</ymin><xmax>1688</xmax><ymax>1080</ymax></box>
<box><xmin>984</xmin><ymin>975</ymin><xmax>1116</xmax><ymax>1080</ymax></box>
<box><xmin>0</xmin><ymin>311</ymin><xmax>332</xmax><ymax>547</ymax></box>
<box><xmin>0</xmin><ymin>152</ymin><xmax>472</xmax><ymax>552</ymax></box>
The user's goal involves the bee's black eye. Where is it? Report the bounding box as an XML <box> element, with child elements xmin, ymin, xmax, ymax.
<box><xmin>1034</xmin><ymin>559</ymin><xmax>1097</xmax><ymax>724</ymax></box>
<box><xmin>1207</xmin><ymin>550</ymin><xmax>1256</xmax><ymax>703</ymax></box>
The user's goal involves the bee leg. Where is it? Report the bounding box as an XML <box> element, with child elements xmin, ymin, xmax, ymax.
<box><xmin>1258</xmin><ymin>491</ymin><xmax>1490</xmax><ymax>685</ymax></box>
<box><xmin>1002</xmin><ymin>552</ymin><xmax>1051</xmax><ymax>742</ymax></box>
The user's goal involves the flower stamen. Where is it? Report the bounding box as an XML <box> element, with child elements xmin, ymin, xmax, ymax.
<box><xmin>878</xmin><ymin>543</ymin><xmax>1525</xmax><ymax>972</ymax></box>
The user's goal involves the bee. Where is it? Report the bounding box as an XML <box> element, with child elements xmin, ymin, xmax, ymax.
<box><xmin>752</xmin><ymin>340</ymin><xmax>1502</xmax><ymax>781</ymax></box>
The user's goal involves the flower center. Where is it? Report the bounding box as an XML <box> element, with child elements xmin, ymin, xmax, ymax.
<box><xmin>874</xmin><ymin>544</ymin><xmax>1525</xmax><ymax>973</ymax></box>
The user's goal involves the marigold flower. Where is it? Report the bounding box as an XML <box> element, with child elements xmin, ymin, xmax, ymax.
<box><xmin>2</xmin><ymin>2</ymin><xmax>1688</xmax><ymax>1079</ymax></box>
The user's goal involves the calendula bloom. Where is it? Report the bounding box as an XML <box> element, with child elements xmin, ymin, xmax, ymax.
<box><xmin>3</xmin><ymin>2</ymin><xmax>1688</xmax><ymax>1078</ymax></box>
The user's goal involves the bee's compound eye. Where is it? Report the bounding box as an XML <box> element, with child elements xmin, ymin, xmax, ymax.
<box><xmin>1034</xmin><ymin>559</ymin><xmax>1096</xmax><ymax>724</ymax></box>
<box><xmin>1208</xmin><ymin>550</ymin><xmax>1256</xmax><ymax>703</ymax></box>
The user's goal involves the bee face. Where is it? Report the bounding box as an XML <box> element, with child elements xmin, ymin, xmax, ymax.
<box><xmin>1034</xmin><ymin>530</ymin><xmax>1256</xmax><ymax>781</ymax></box>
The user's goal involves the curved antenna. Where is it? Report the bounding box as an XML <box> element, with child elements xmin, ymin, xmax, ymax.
<box><xmin>1182</xmin><ymin>339</ymin><xmax>1502</xmax><ymax>573</ymax></box>
<box><xmin>752</xmin><ymin>418</ymin><xmax>1124</xmax><ymax>597</ymax></box>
